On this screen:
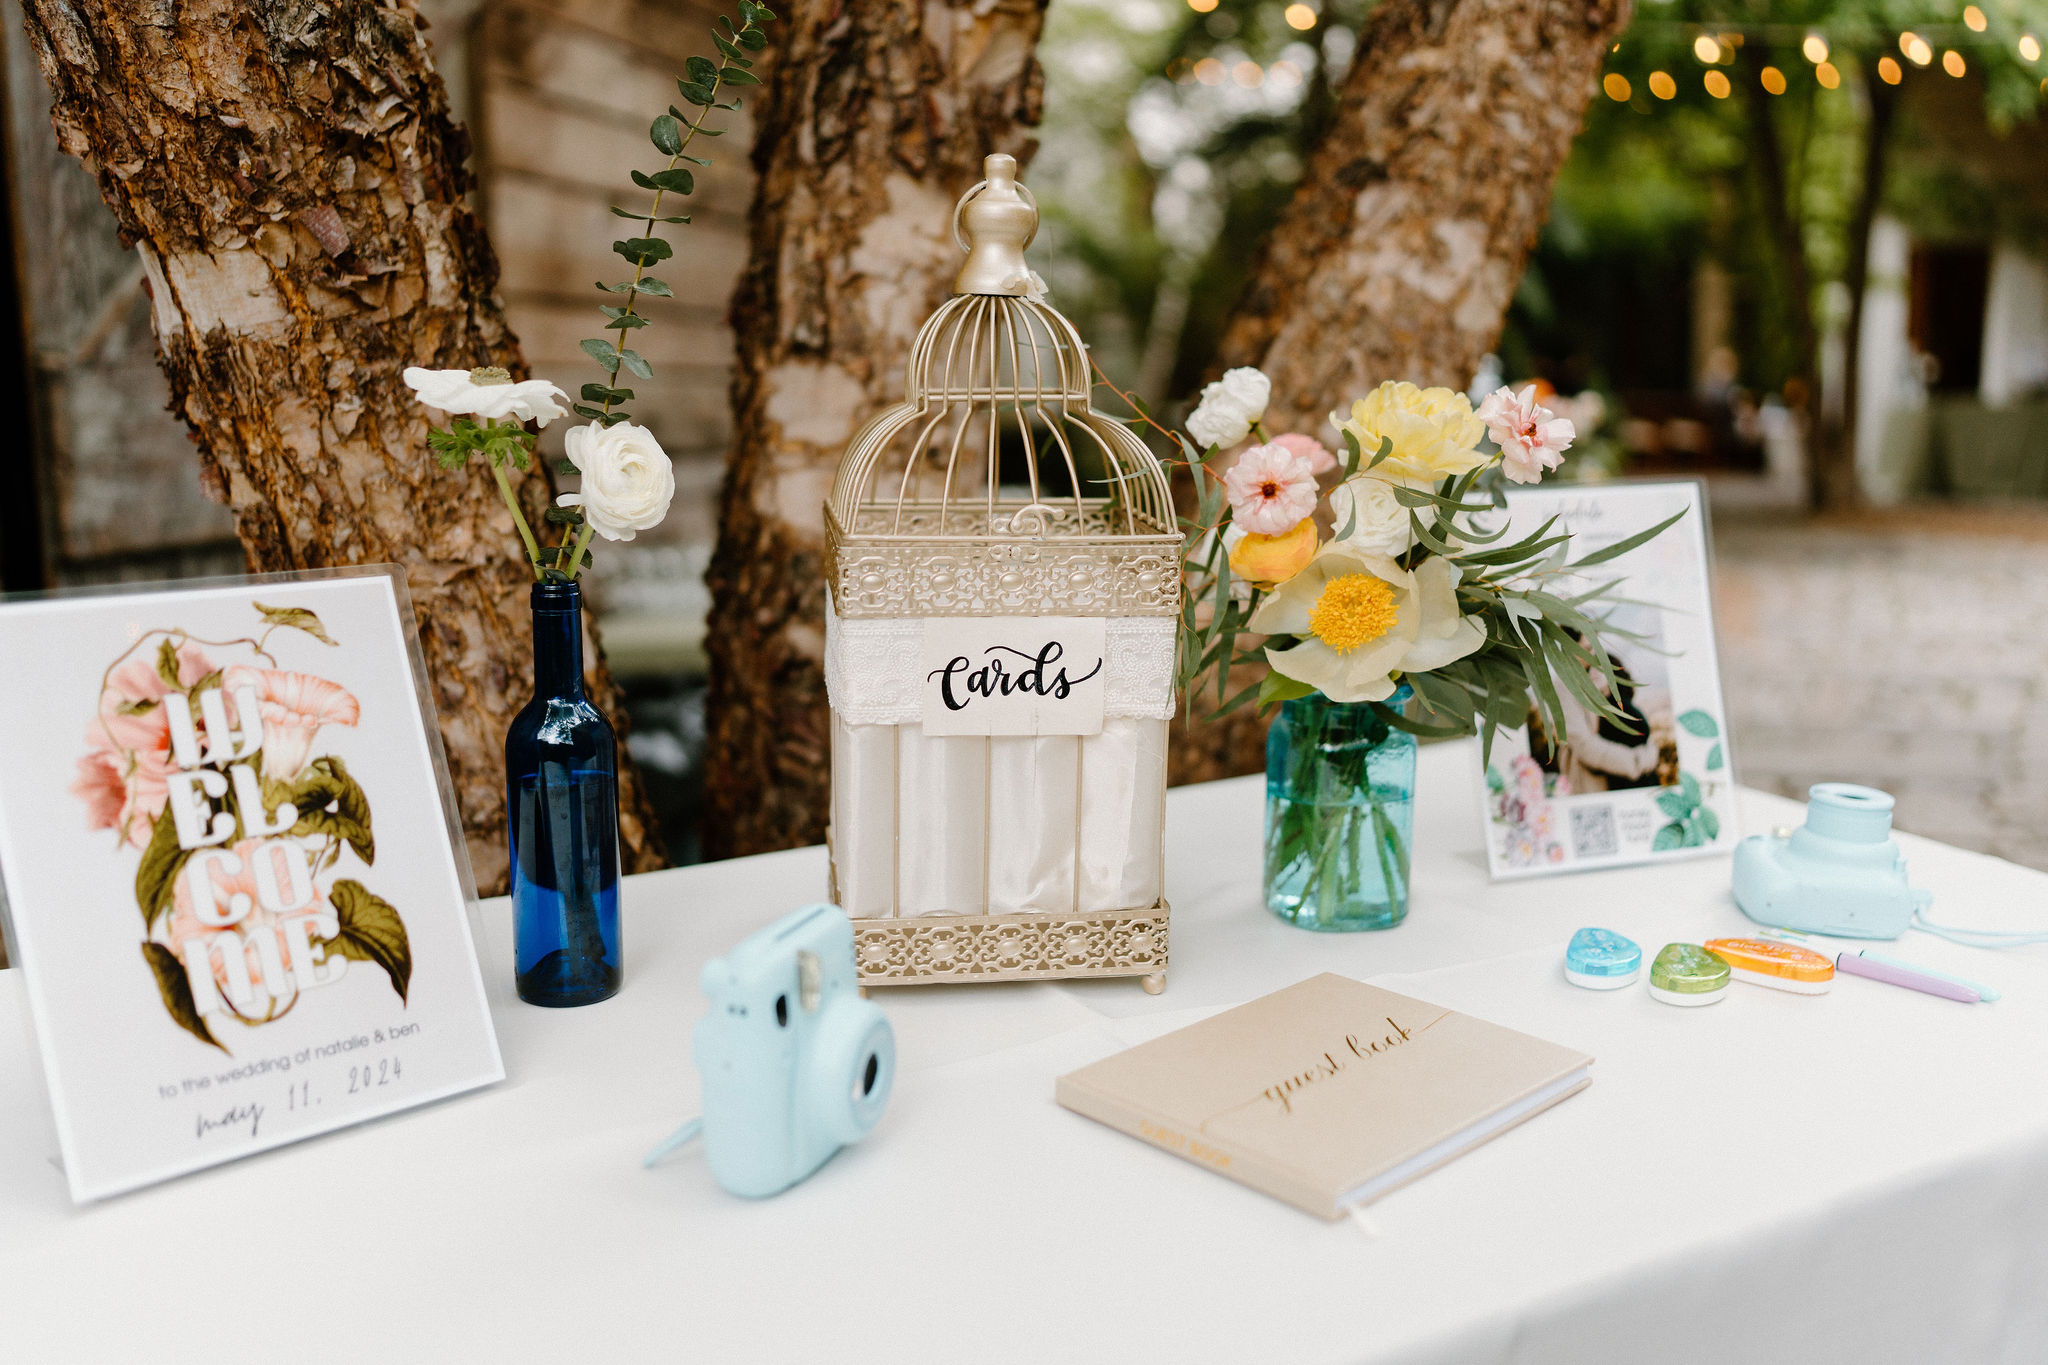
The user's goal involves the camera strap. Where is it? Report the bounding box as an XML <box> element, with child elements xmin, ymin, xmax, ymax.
<box><xmin>1910</xmin><ymin>910</ymin><xmax>2048</xmax><ymax>948</ymax></box>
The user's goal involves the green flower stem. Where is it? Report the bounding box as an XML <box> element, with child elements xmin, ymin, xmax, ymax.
<box><xmin>563</xmin><ymin>522</ymin><xmax>598</xmax><ymax>581</ymax></box>
<box><xmin>490</xmin><ymin>459</ymin><xmax>545</xmax><ymax>581</ymax></box>
<box><xmin>603</xmin><ymin>43</ymin><xmax>755</xmax><ymax>417</ymax></box>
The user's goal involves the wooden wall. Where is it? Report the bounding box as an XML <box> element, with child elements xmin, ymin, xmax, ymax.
<box><xmin>466</xmin><ymin>0</ymin><xmax>756</xmax><ymax>667</ymax></box>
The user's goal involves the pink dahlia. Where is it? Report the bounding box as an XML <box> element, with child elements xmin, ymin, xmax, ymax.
<box><xmin>1477</xmin><ymin>385</ymin><xmax>1575</xmax><ymax>485</ymax></box>
<box><xmin>1222</xmin><ymin>442</ymin><xmax>1319</xmax><ymax>536</ymax></box>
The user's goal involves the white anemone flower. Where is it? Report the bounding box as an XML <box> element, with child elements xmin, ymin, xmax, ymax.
<box><xmin>403</xmin><ymin>366</ymin><xmax>569</xmax><ymax>427</ymax></box>
<box><xmin>1248</xmin><ymin>544</ymin><xmax>1484</xmax><ymax>703</ymax></box>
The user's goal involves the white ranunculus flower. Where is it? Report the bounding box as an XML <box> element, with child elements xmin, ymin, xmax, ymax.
<box><xmin>1328</xmin><ymin>474</ymin><xmax>1413</xmax><ymax>556</ymax></box>
<box><xmin>403</xmin><ymin>366</ymin><xmax>569</xmax><ymax>427</ymax></box>
<box><xmin>558</xmin><ymin>421</ymin><xmax>676</xmax><ymax>542</ymax></box>
<box><xmin>1185</xmin><ymin>366</ymin><xmax>1272</xmax><ymax>450</ymax></box>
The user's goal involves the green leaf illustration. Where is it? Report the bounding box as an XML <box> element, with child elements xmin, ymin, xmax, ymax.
<box><xmin>1680</xmin><ymin>771</ymin><xmax>1702</xmax><ymax>806</ymax></box>
<box><xmin>155</xmin><ymin>638</ymin><xmax>185</xmax><ymax>690</ymax></box>
<box><xmin>1678</xmin><ymin>709</ymin><xmax>1719</xmax><ymax>739</ymax></box>
<box><xmin>141</xmin><ymin>941</ymin><xmax>226</xmax><ymax>1053</ymax></box>
<box><xmin>1697</xmin><ymin>805</ymin><xmax>1722</xmax><ymax>841</ymax></box>
<box><xmin>1651</xmin><ymin>823</ymin><xmax>1686</xmax><ymax>852</ymax></box>
<box><xmin>284</xmin><ymin>756</ymin><xmax>375</xmax><ymax>865</ymax></box>
<box><xmin>1655</xmin><ymin>788</ymin><xmax>1693</xmax><ymax>820</ymax></box>
<box><xmin>1706</xmin><ymin>742</ymin><xmax>1724</xmax><ymax>771</ymax></box>
<box><xmin>325</xmin><ymin>880</ymin><xmax>412</xmax><ymax>1003</ymax></box>
<box><xmin>253</xmin><ymin>601</ymin><xmax>338</xmax><ymax>646</ymax></box>
<box><xmin>135</xmin><ymin>808</ymin><xmax>193</xmax><ymax>929</ymax></box>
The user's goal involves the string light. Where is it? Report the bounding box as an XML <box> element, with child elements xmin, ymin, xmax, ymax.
<box><xmin>2021</xmin><ymin>35</ymin><xmax>2042</xmax><ymax>62</ymax></box>
<box><xmin>1233</xmin><ymin>60</ymin><xmax>1263</xmax><ymax>87</ymax></box>
<box><xmin>1802</xmin><ymin>33</ymin><xmax>1829</xmax><ymax>64</ymax></box>
<box><xmin>1761</xmin><ymin>66</ymin><xmax>1787</xmax><ymax>95</ymax></box>
<box><xmin>1270</xmin><ymin>60</ymin><xmax>1302</xmax><ymax>87</ymax></box>
<box><xmin>1283</xmin><ymin>3</ymin><xmax>1318</xmax><ymax>31</ymax></box>
<box><xmin>1187</xmin><ymin>0</ymin><xmax>1218</xmax><ymax>12</ymax></box>
<box><xmin>1648</xmin><ymin>70</ymin><xmax>1677</xmax><ymax>99</ymax></box>
<box><xmin>1943</xmin><ymin>49</ymin><xmax>1966</xmax><ymax>77</ymax></box>
<box><xmin>1816</xmin><ymin>61</ymin><xmax>1841</xmax><ymax>89</ymax></box>
<box><xmin>1193</xmin><ymin>56</ymin><xmax>1224</xmax><ymax>84</ymax></box>
<box><xmin>1902</xmin><ymin>33</ymin><xmax>1934</xmax><ymax>66</ymax></box>
<box><xmin>1963</xmin><ymin>5</ymin><xmax>1988</xmax><ymax>33</ymax></box>
<box><xmin>1694</xmin><ymin>34</ymin><xmax>1722</xmax><ymax>63</ymax></box>
<box><xmin>1704</xmin><ymin>70</ymin><xmax>1731</xmax><ymax>98</ymax></box>
<box><xmin>1878</xmin><ymin>56</ymin><xmax>1903</xmax><ymax>84</ymax></box>
<box><xmin>1603</xmin><ymin>72</ymin><xmax>1633</xmax><ymax>101</ymax></box>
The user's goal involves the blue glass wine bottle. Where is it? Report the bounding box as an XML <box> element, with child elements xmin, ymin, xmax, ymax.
<box><xmin>508</xmin><ymin>579</ymin><xmax>622</xmax><ymax>1006</ymax></box>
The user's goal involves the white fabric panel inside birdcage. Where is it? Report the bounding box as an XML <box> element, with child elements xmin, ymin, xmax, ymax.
<box><xmin>824</xmin><ymin>597</ymin><xmax>1176</xmax><ymax>726</ymax></box>
<box><xmin>827</xmin><ymin>714</ymin><xmax>1169</xmax><ymax>919</ymax></box>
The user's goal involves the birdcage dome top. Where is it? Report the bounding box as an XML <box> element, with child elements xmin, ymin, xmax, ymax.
<box><xmin>825</xmin><ymin>156</ymin><xmax>1182</xmax><ymax>623</ymax></box>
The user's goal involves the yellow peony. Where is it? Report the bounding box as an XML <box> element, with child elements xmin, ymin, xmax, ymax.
<box><xmin>1228</xmin><ymin>516</ymin><xmax>1318</xmax><ymax>585</ymax></box>
<box><xmin>1248</xmin><ymin>543</ymin><xmax>1485</xmax><ymax>703</ymax></box>
<box><xmin>1332</xmin><ymin>381</ymin><xmax>1490</xmax><ymax>485</ymax></box>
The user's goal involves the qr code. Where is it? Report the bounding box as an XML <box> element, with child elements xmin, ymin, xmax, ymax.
<box><xmin>1570</xmin><ymin>803</ymin><xmax>1618</xmax><ymax>858</ymax></box>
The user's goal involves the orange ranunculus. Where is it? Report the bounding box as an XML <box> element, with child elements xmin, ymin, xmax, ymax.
<box><xmin>1229</xmin><ymin>516</ymin><xmax>1318</xmax><ymax>586</ymax></box>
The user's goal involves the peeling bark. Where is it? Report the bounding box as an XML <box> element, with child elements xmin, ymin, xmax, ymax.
<box><xmin>20</xmin><ymin>0</ymin><xmax>666</xmax><ymax>889</ymax></box>
<box><xmin>703</xmin><ymin>0</ymin><xmax>1047</xmax><ymax>859</ymax></box>
<box><xmin>1176</xmin><ymin>0</ymin><xmax>1633</xmax><ymax>784</ymax></box>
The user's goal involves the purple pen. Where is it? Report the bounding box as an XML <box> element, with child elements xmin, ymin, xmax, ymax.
<box><xmin>1835</xmin><ymin>952</ymin><xmax>1982</xmax><ymax>1003</ymax></box>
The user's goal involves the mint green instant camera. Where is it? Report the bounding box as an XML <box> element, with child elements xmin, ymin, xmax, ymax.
<box><xmin>1732</xmin><ymin>783</ymin><xmax>1931</xmax><ymax>939</ymax></box>
<box><xmin>693</xmin><ymin>904</ymin><xmax>895</xmax><ymax>1198</ymax></box>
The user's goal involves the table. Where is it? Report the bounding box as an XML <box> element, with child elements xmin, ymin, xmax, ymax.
<box><xmin>7</xmin><ymin>741</ymin><xmax>2048</xmax><ymax>1364</ymax></box>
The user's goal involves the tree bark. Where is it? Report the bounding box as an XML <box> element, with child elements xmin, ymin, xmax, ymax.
<box><xmin>1818</xmin><ymin>69</ymin><xmax>1898</xmax><ymax>512</ymax></box>
<box><xmin>1737</xmin><ymin>42</ymin><xmax>1823</xmax><ymax>511</ymax></box>
<box><xmin>20</xmin><ymin>0</ymin><xmax>665</xmax><ymax>891</ymax></box>
<box><xmin>1173</xmin><ymin>0</ymin><xmax>1633</xmax><ymax>784</ymax></box>
<box><xmin>703</xmin><ymin>0</ymin><xmax>1047</xmax><ymax>859</ymax></box>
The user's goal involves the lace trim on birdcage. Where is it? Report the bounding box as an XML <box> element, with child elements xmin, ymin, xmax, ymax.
<box><xmin>824</xmin><ymin>597</ymin><xmax>1176</xmax><ymax>724</ymax></box>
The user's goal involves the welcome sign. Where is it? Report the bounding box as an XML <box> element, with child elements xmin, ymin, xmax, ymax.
<box><xmin>919</xmin><ymin>616</ymin><xmax>1108</xmax><ymax>736</ymax></box>
<box><xmin>0</xmin><ymin>568</ymin><xmax>502</xmax><ymax>1201</ymax></box>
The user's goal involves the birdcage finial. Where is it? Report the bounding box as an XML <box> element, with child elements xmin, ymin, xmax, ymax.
<box><xmin>952</xmin><ymin>153</ymin><xmax>1039</xmax><ymax>297</ymax></box>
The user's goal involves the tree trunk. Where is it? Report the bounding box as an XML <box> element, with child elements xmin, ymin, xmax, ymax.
<box><xmin>1819</xmin><ymin>69</ymin><xmax>1898</xmax><ymax>512</ymax></box>
<box><xmin>703</xmin><ymin>0</ymin><xmax>1047</xmax><ymax>859</ymax></box>
<box><xmin>1173</xmin><ymin>0</ymin><xmax>1633</xmax><ymax>784</ymax></box>
<box><xmin>20</xmin><ymin>0</ymin><xmax>665</xmax><ymax>891</ymax></box>
<box><xmin>1737</xmin><ymin>43</ymin><xmax>1823</xmax><ymax>511</ymax></box>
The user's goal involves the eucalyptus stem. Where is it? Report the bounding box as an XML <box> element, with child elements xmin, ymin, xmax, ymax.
<box><xmin>563</xmin><ymin>523</ymin><xmax>598</xmax><ymax>580</ymax></box>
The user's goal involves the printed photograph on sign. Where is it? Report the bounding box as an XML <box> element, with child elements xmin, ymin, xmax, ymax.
<box><xmin>1471</xmin><ymin>481</ymin><xmax>1736</xmax><ymax>878</ymax></box>
<box><xmin>0</xmin><ymin>569</ymin><xmax>502</xmax><ymax>1201</ymax></box>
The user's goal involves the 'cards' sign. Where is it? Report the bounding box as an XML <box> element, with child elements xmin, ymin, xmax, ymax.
<box><xmin>920</xmin><ymin>617</ymin><xmax>1107</xmax><ymax>736</ymax></box>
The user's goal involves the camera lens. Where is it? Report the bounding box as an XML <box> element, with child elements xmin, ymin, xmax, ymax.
<box><xmin>803</xmin><ymin>998</ymin><xmax>894</xmax><ymax>1145</ymax></box>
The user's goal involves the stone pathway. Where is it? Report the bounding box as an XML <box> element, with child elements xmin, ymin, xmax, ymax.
<box><xmin>1714</xmin><ymin>505</ymin><xmax>2048</xmax><ymax>871</ymax></box>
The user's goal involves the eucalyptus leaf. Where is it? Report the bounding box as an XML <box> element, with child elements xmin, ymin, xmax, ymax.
<box><xmin>650</xmin><ymin>114</ymin><xmax>683</xmax><ymax>155</ymax></box>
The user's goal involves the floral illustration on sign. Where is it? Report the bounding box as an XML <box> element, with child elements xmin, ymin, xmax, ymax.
<box><xmin>1487</xmin><ymin>755</ymin><xmax>1567</xmax><ymax>868</ymax></box>
<box><xmin>69</xmin><ymin>603</ymin><xmax>411</xmax><ymax>1053</ymax></box>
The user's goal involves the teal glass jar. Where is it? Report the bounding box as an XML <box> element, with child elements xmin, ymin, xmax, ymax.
<box><xmin>1263</xmin><ymin>686</ymin><xmax>1416</xmax><ymax>931</ymax></box>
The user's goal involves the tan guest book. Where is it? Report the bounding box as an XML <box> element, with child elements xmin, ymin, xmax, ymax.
<box><xmin>1056</xmin><ymin>973</ymin><xmax>1592</xmax><ymax>1219</ymax></box>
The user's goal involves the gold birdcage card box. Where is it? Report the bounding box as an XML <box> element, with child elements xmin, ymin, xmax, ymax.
<box><xmin>824</xmin><ymin>154</ymin><xmax>1181</xmax><ymax>992</ymax></box>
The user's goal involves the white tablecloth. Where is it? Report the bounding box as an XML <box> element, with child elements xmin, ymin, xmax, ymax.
<box><xmin>6</xmin><ymin>741</ymin><xmax>2048</xmax><ymax>1364</ymax></box>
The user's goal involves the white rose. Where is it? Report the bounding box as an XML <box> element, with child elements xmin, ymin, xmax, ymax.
<box><xmin>403</xmin><ymin>366</ymin><xmax>569</xmax><ymax>427</ymax></box>
<box><xmin>1328</xmin><ymin>475</ymin><xmax>1413</xmax><ymax>556</ymax></box>
<box><xmin>558</xmin><ymin>421</ymin><xmax>675</xmax><ymax>541</ymax></box>
<box><xmin>1185</xmin><ymin>366</ymin><xmax>1272</xmax><ymax>450</ymax></box>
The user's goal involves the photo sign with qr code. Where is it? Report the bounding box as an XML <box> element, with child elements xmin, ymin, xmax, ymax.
<box><xmin>1470</xmin><ymin>481</ymin><xmax>1738</xmax><ymax>880</ymax></box>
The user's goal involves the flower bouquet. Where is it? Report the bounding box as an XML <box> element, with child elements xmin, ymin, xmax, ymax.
<box><xmin>398</xmin><ymin>2</ymin><xmax>775</xmax><ymax>1003</ymax></box>
<box><xmin>1161</xmin><ymin>368</ymin><xmax>1680</xmax><ymax>929</ymax></box>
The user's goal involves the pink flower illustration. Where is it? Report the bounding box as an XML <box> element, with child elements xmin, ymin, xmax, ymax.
<box><xmin>1222</xmin><ymin>442</ymin><xmax>1319</xmax><ymax>536</ymax></box>
<box><xmin>77</xmin><ymin>642</ymin><xmax>215</xmax><ymax>847</ymax></box>
<box><xmin>158</xmin><ymin>839</ymin><xmax>326</xmax><ymax>1009</ymax></box>
<box><xmin>223</xmin><ymin>667</ymin><xmax>361</xmax><ymax>782</ymax></box>
<box><xmin>1477</xmin><ymin>384</ymin><xmax>1575</xmax><ymax>485</ymax></box>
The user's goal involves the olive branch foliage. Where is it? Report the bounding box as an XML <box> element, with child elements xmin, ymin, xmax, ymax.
<box><xmin>1091</xmin><ymin>370</ymin><xmax>1683</xmax><ymax>763</ymax></box>
<box><xmin>423</xmin><ymin>3</ymin><xmax>776</xmax><ymax>586</ymax></box>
